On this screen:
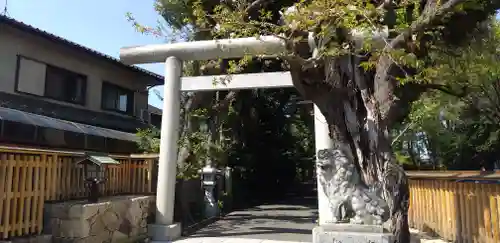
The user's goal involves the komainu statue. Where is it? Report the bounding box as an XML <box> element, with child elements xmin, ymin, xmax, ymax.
<box><xmin>316</xmin><ymin>148</ymin><xmax>389</xmax><ymax>225</ymax></box>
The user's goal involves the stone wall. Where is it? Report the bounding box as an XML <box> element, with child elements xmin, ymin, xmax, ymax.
<box><xmin>44</xmin><ymin>196</ymin><xmax>155</xmax><ymax>243</ymax></box>
<box><xmin>0</xmin><ymin>235</ymin><xmax>52</xmax><ymax>243</ymax></box>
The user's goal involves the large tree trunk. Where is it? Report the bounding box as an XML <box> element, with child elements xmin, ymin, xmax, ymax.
<box><xmin>290</xmin><ymin>55</ymin><xmax>410</xmax><ymax>243</ymax></box>
<box><xmin>177</xmin><ymin>92</ymin><xmax>213</xmax><ymax>169</ymax></box>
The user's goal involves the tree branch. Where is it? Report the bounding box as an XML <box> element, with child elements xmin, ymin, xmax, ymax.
<box><xmin>388</xmin><ymin>0</ymin><xmax>468</xmax><ymax>49</ymax></box>
<box><xmin>391</xmin><ymin>121</ymin><xmax>414</xmax><ymax>146</ymax></box>
<box><xmin>374</xmin><ymin>0</ymin><xmax>468</xmax><ymax>126</ymax></box>
<box><xmin>246</xmin><ymin>0</ymin><xmax>269</xmax><ymax>13</ymax></box>
<box><xmin>421</xmin><ymin>83</ymin><xmax>467</xmax><ymax>97</ymax></box>
<box><xmin>212</xmin><ymin>91</ymin><xmax>238</xmax><ymax>111</ymax></box>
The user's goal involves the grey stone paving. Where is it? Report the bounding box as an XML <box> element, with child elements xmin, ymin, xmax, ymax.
<box><xmin>174</xmin><ymin>238</ymin><xmax>308</xmax><ymax>243</ymax></box>
<box><xmin>179</xmin><ymin>197</ymin><xmax>318</xmax><ymax>243</ymax></box>
<box><xmin>172</xmin><ymin>196</ymin><xmax>449</xmax><ymax>243</ymax></box>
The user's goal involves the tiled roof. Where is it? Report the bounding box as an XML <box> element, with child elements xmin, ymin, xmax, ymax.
<box><xmin>0</xmin><ymin>15</ymin><xmax>164</xmax><ymax>85</ymax></box>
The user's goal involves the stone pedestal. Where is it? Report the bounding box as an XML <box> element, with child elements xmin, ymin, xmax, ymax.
<box><xmin>147</xmin><ymin>223</ymin><xmax>181</xmax><ymax>242</ymax></box>
<box><xmin>312</xmin><ymin>224</ymin><xmax>393</xmax><ymax>243</ymax></box>
<box><xmin>44</xmin><ymin>195</ymin><xmax>155</xmax><ymax>243</ymax></box>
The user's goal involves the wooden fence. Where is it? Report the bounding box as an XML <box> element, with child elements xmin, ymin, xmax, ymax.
<box><xmin>5</xmin><ymin>146</ymin><xmax>500</xmax><ymax>242</ymax></box>
<box><xmin>408</xmin><ymin>171</ymin><xmax>500</xmax><ymax>243</ymax></box>
<box><xmin>0</xmin><ymin>145</ymin><xmax>158</xmax><ymax>239</ymax></box>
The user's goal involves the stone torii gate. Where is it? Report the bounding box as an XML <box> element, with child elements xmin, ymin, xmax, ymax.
<box><xmin>119</xmin><ymin>36</ymin><xmax>334</xmax><ymax>242</ymax></box>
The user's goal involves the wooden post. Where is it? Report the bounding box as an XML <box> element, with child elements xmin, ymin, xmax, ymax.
<box><xmin>2</xmin><ymin>155</ymin><xmax>15</xmax><ymax>238</ymax></box>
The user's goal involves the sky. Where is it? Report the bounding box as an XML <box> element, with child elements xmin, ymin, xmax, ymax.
<box><xmin>3</xmin><ymin>0</ymin><xmax>165</xmax><ymax>108</ymax></box>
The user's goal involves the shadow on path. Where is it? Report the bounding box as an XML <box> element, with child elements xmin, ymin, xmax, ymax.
<box><xmin>186</xmin><ymin>197</ymin><xmax>318</xmax><ymax>242</ymax></box>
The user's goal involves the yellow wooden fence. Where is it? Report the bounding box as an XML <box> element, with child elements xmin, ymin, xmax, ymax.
<box><xmin>0</xmin><ymin>145</ymin><xmax>158</xmax><ymax>239</ymax></box>
<box><xmin>4</xmin><ymin>147</ymin><xmax>500</xmax><ymax>243</ymax></box>
<box><xmin>408</xmin><ymin>171</ymin><xmax>500</xmax><ymax>243</ymax></box>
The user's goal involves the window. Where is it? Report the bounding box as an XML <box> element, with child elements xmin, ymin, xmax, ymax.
<box><xmin>101</xmin><ymin>82</ymin><xmax>135</xmax><ymax>115</ymax></box>
<box><xmin>45</xmin><ymin>66</ymin><xmax>87</xmax><ymax>104</ymax></box>
<box><xmin>16</xmin><ymin>57</ymin><xmax>46</xmax><ymax>96</ymax></box>
<box><xmin>15</xmin><ymin>56</ymin><xmax>87</xmax><ymax>105</ymax></box>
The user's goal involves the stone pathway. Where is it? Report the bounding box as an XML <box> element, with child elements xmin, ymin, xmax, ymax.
<box><xmin>175</xmin><ymin>197</ymin><xmax>317</xmax><ymax>243</ymax></box>
<box><xmin>174</xmin><ymin>238</ymin><xmax>308</xmax><ymax>243</ymax></box>
<box><xmin>173</xmin><ymin>195</ymin><xmax>449</xmax><ymax>243</ymax></box>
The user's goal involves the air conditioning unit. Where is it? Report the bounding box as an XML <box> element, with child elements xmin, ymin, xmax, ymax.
<box><xmin>140</xmin><ymin>109</ymin><xmax>151</xmax><ymax>124</ymax></box>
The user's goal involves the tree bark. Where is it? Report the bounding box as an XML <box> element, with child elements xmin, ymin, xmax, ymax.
<box><xmin>177</xmin><ymin>92</ymin><xmax>214</xmax><ymax>170</ymax></box>
<box><xmin>289</xmin><ymin>54</ymin><xmax>410</xmax><ymax>243</ymax></box>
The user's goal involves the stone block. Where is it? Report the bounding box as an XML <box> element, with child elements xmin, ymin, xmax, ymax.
<box><xmin>0</xmin><ymin>235</ymin><xmax>52</xmax><ymax>243</ymax></box>
<box><xmin>313</xmin><ymin>224</ymin><xmax>394</xmax><ymax>243</ymax></box>
<box><xmin>319</xmin><ymin>224</ymin><xmax>388</xmax><ymax>233</ymax></box>
<box><xmin>147</xmin><ymin>223</ymin><xmax>182</xmax><ymax>241</ymax></box>
<box><xmin>44</xmin><ymin>195</ymin><xmax>156</xmax><ymax>243</ymax></box>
